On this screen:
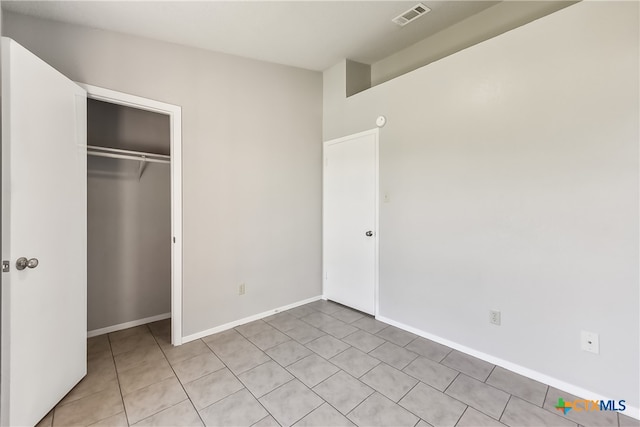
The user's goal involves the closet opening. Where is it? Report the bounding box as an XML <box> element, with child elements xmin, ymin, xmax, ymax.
<box><xmin>81</xmin><ymin>84</ymin><xmax>183</xmax><ymax>346</ymax></box>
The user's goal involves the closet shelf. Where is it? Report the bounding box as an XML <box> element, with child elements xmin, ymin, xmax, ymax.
<box><xmin>87</xmin><ymin>145</ymin><xmax>170</xmax><ymax>179</ymax></box>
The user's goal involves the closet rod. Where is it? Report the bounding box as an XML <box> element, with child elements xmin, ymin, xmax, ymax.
<box><xmin>88</xmin><ymin>151</ymin><xmax>170</xmax><ymax>164</ymax></box>
<box><xmin>87</xmin><ymin>145</ymin><xmax>170</xmax><ymax>164</ymax></box>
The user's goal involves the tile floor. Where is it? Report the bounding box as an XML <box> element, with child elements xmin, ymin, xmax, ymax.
<box><xmin>36</xmin><ymin>300</ymin><xmax>637</xmax><ymax>427</ymax></box>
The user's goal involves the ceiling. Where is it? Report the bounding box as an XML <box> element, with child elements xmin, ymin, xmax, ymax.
<box><xmin>2</xmin><ymin>1</ymin><xmax>499</xmax><ymax>71</ymax></box>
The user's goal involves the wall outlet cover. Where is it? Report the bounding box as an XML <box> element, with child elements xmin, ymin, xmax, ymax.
<box><xmin>489</xmin><ymin>310</ymin><xmax>501</xmax><ymax>326</ymax></box>
<box><xmin>581</xmin><ymin>331</ymin><xmax>599</xmax><ymax>354</ymax></box>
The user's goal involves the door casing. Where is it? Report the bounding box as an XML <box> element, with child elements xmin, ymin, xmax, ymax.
<box><xmin>78</xmin><ymin>83</ymin><xmax>184</xmax><ymax>346</ymax></box>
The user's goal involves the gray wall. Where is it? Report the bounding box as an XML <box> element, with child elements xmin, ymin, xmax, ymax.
<box><xmin>325</xmin><ymin>1</ymin><xmax>639</xmax><ymax>410</ymax></box>
<box><xmin>370</xmin><ymin>1</ymin><xmax>577</xmax><ymax>86</ymax></box>
<box><xmin>3</xmin><ymin>11</ymin><xmax>323</xmax><ymax>337</ymax></box>
<box><xmin>87</xmin><ymin>101</ymin><xmax>171</xmax><ymax>331</ymax></box>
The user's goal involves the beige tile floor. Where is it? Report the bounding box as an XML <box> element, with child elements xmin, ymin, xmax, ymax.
<box><xmin>36</xmin><ymin>300</ymin><xmax>638</xmax><ymax>427</ymax></box>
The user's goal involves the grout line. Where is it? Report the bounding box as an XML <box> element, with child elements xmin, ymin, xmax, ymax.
<box><xmin>252</xmin><ymin>414</ymin><xmax>275</xmax><ymax>427</ymax></box>
<box><xmin>485</xmin><ymin>364</ymin><xmax>498</xmax><ymax>383</ymax></box>
<box><xmin>499</xmin><ymin>394</ymin><xmax>513</xmax><ymax>421</ymax></box>
<box><xmin>345</xmin><ymin>390</ymin><xmax>377</xmax><ymax>421</ymax></box>
<box><xmin>149</xmin><ymin>324</ymin><xmax>207</xmax><ymax>427</ymax></box>
<box><xmin>311</xmin><ymin>369</ymin><xmax>343</xmax><ymax>389</ymax></box>
<box><xmin>538</xmin><ymin>399</ymin><xmax>576</xmax><ymax>425</ymax></box>
<box><xmin>287</xmin><ymin>399</ymin><xmax>323</xmax><ymax>426</ymax></box>
<box><xmin>366</xmin><ymin>339</ymin><xmax>387</xmax><ymax>355</ymax></box>
<box><xmin>198</xmin><ymin>386</ymin><xmax>264</xmax><ymax>420</ymax></box>
<box><xmin>542</xmin><ymin>385</ymin><xmax>550</xmax><ymax>407</ymax></box>
<box><xmin>438</xmin><ymin>347</ymin><xmax>454</xmax><ymax>362</ymax></box>
<box><xmin>308</xmin><ymin>389</ymin><xmax>359</xmax><ymax>425</ymax></box>
<box><xmin>403</xmin><ymin>336</ymin><xmax>419</xmax><ymax>349</ymax></box>
<box><xmin>239</xmin><ymin>358</ymin><xmax>274</xmax><ymax>376</ymax></box>
<box><xmin>133</xmin><ymin>399</ymin><xmax>191</xmax><ymax>426</ymax></box>
<box><xmin>366</xmin><ymin>339</ymin><xmax>386</xmax><ymax>354</ymax></box>
<box><xmin>454</xmin><ymin>406</ymin><xmax>470</xmax><ymax>427</ymax></box>
<box><xmin>164</xmin><ymin>342</ymin><xmax>214</xmax><ymax>374</ymax></box>
<box><xmin>482</xmin><ymin>377</ymin><xmax>543</xmax><ymax>409</ymax></box>
<box><xmin>442</xmin><ymin>371</ymin><xmax>461</xmax><ymax>394</ymax></box>
<box><xmin>286</xmin><ymin>379</ymin><xmax>340</xmax><ymax>426</ymax></box>
<box><xmin>451</xmin><ymin>403</ymin><xmax>469</xmax><ymax>427</ymax></box>
<box><xmin>354</xmin><ymin>358</ymin><xmax>382</xmax><ymax>379</ymax></box>
<box><xmin>322</xmin><ymin>344</ymin><xmax>353</xmax><ymax>360</ymax></box>
<box><xmin>443</xmin><ymin>373</ymin><xmax>510</xmax><ymax>425</ymax></box>
<box><xmin>373</xmin><ymin>325</ymin><xmax>393</xmax><ymax>341</ymax></box>
<box><xmin>397</xmin><ymin>380</ymin><xmax>421</xmax><ymax>405</ymax></box>
<box><xmin>416</xmin><ymin>380</ymin><xmax>472</xmax><ymax>417</ymax></box>
<box><xmin>107</xmin><ymin>333</ymin><xmax>132</xmax><ymax>426</ymax></box>
<box><xmin>403</xmin><ymin>353</ymin><xmax>420</xmax><ymax>370</ymax></box>
<box><xmin>227</xmin><ymin>364</ymin><xmax>293</xmax><ymax>424</ymax></box>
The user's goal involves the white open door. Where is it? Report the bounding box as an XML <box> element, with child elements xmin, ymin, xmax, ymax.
<box><xmin>1</xmin><ymin>38</ymin><xmax>87</xmax><ymax>426</ymax></box>
<box><xmin>323</xmin><ymin>129</ymin><xmax>378</xmax><ymax>315</ymax></box>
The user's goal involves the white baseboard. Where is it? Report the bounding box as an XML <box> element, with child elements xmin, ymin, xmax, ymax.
<box><xmin>87</xmin><ymin>312</ymin><xmax>171</xmax><ymax>338</ymax></box>
<box><xmin>181</xmin><ymin>295</ymin><xmax>323</xmax><ymax>343</ymax></box>
<box><xmin>376</xmin><ymin>315</ymin><xmax>640</xmax><ymax>421</ymax></box>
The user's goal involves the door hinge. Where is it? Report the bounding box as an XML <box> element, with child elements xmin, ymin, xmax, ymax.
<box><xmin>2</xmin><ymin>261</ymin><xmax>9</xmax><ymax>273</ymax></box>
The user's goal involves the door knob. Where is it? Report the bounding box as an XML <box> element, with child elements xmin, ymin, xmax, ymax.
<box><xmin>365</xmin><ymin>231</ymin><xmax>374</xmax><ymax>237</ymax></box>
<box><xmin>16</xmin><ymin>257</ymin><xmax>39</xmax><ymax>271</ymax></box>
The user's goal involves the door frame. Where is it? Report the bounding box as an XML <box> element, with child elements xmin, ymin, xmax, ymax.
<box><xmin>322</xmin><ymin>128</ymin><xmax>380</xmax><ymax>316</ymax></box>
<box><xmin>78</xmin><ymin>83</ymin><xmax>184</xmax><ymax>346</ymax></box>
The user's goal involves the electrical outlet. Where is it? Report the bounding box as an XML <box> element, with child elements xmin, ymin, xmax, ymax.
<box><xmin>489</xmin><ymin>310</ymin><xmax>501</xmax><ymax>326</ymax></box>
<box><xmin>581</xmin><ymin>331</ymin><xmax>599</xmax><ymax>354</ymax></box>
<box><xmin>239</xmin><ymin>283</ymin><xmax>246</xmax><ymax>295</ymax></box>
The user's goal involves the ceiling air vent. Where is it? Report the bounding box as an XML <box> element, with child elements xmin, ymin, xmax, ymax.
<box><xmin>392</xmin><ymin>3</ymin><xmax>431</xmax><ymax>27</ymax></box>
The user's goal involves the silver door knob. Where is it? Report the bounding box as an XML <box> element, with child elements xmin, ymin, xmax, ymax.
<box><xmin>16</xmin><ymin>257</ymin><xmax>39</xmax><ymax>271</ymax></box>
<box><xmin>365</xmin><ymin>231</ymin><xmax>373</xmax><ymax>237</ymax></box>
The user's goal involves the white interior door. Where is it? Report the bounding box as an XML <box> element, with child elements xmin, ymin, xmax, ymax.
<box><xmin>1</xmin><ymin>37</ymin><xmax>87</xmax><ymax>426</ymax></box>
<box><xmin>323</xmin><ymin>129</ymin><xmax>378</xmax><ymax>315</ymax></box>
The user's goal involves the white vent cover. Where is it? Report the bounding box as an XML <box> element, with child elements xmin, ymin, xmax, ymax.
<box><xmin>392</xmin><ymin>3</ymin><xmax>431</xmax><ymax>27</ymax></box>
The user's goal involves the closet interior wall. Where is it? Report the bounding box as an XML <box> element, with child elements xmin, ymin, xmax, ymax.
<box><xmin>87</xmin><ymin>99</ymin><xmax>171</xmax><ymax>332</ymax></box>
